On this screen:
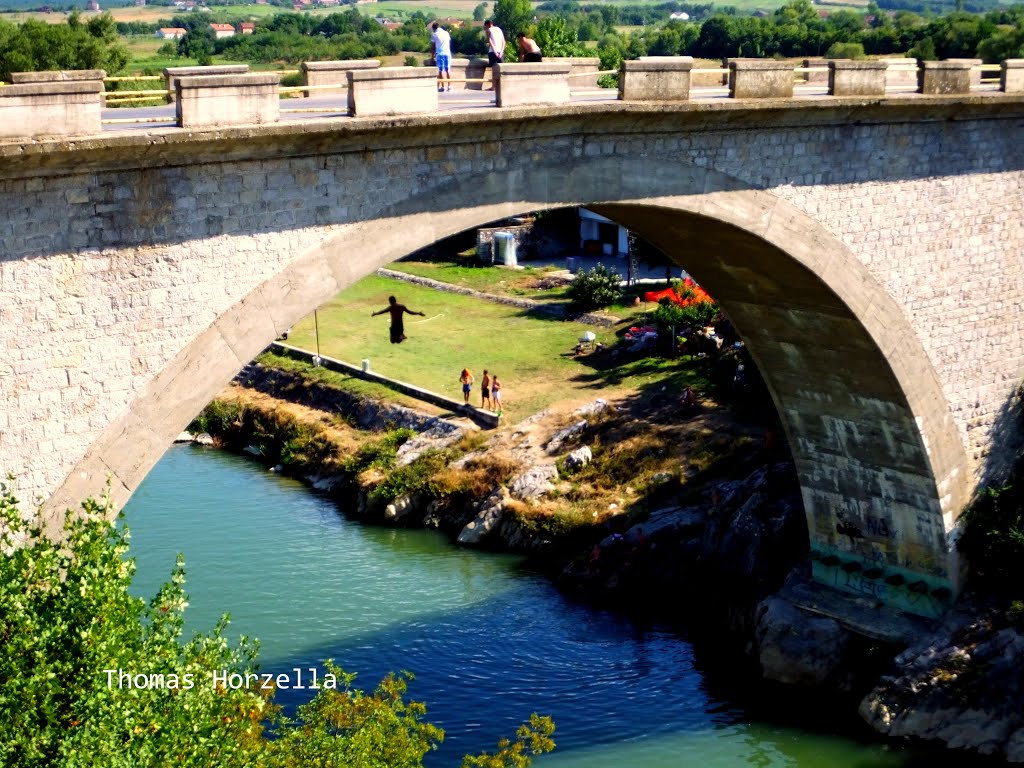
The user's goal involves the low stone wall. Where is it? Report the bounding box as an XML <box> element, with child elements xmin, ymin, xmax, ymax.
<box><xmin>495</xmin><ymin>62</ymin><xmax>571</xmax><ymax>107</ymax></box>
<box><xmin>175</xmin><ymin>73</ymin><xmax>280</xmax><ymax>129</ymax></box>
<box><xmin>302</xmin><ymin>59</ymin><xmax>379</xmax><ymax>97</ymax></box>
<box><xmin>621</xmin><ymin>57</ymin><xmax>693</xmax><ymax>101</ymax></box>
<box><xmin>728</xmin><ymin>59</ymin><xmax>795</xmax><ymax>98</ymax></box>
<box><xmin>270</xmin><ymin>342</ymin><xmax>499</xmax><ymax>427</ymax></box>
<box><xmin>165</xmin><ymin>64</ymin><xmax>248</xmax><ymax>103</ymax></box>
<box><xmin>829</xmin><ymin>60</ymin><xmax>887</xmax><ymax>98</ymax></box>
<box><xmin>0</xmin><ymin>75</ymin><xmax>104</xmax><ymax>139</ymax></box>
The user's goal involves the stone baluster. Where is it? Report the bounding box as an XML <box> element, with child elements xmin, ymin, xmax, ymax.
<box><xmin>346</xmin><ymin>67</ymin><xmax>439</xmax><ymax>116</ymax></box>
<box><xmin>175</xmin><ymin>73</ymin><xmax>280</xmax><ymax>128</ymax></box>
<box><xmin>619</xmin><ymin>57</ymin><xmax>693</xmax><ymax>101</ymax></box>
<box><xmin>494</xmin><ymin>62</ymin><xmax>571</xmax><ymax>108</ymax></box>
<box><xmin>0</xmin><ymin>70</ymin><xmax>105</xmax><ymax>139</ymax></box>
<box><xmin>728</xmin><ymin>59</ymin><xmax>795</xmax><ymax>98</ymax></box>
<box><xmin>828</xmin><ymin>60</ymin><xmax>888</xmax><ymax>97</ymax></box>
<box><xmin>918</xmin><ymin>60</ymin><xmax>973</xmax><ymax>95</ymax></box>
<box><xmin>1001</xmin><ymin>59</ymin><xmax>1024</xmax><ymax>93</ymax></box>
<box><xmin>165</xmin><ymin>64</ymin><xmax>249</xmax><ymax>103</ymax></box>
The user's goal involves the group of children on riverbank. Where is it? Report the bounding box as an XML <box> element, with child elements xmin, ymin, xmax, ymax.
<box><xmin>460</xmin><ymin>368</ymin><xmax>503</xmax><ymax>416</ymax></box>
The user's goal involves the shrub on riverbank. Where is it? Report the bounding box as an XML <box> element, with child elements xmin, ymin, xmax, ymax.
<box><xmin>0</xmin><ymin>480</ymin><xmax>555</xmax><ymax>768</ymax></box>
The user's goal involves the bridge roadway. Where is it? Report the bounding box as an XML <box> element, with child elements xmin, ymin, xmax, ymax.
<box><xmin>99</xmin><ymin>80</ymin><xmax>966</xmax><ymax>131</ymax></box>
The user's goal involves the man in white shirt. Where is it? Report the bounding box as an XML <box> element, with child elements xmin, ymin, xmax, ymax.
<box><xmin>484</xmin><ymin>20</ymin><xmax>505</xmax><ymax>91</ymax></box>
<box><xmin>431</xmin><ymin>22</ymin><xmax>452</xmax><ymax>92</ymax></box>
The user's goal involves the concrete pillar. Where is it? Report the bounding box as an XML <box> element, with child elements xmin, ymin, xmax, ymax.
<box><xmin>301</xmin><ymin>59</ymin><xmax>379</xmax><ymax>97</ymax></box>
<box><xmin>174</xmin><ymin>73</ymin><xmax>280</xmax><ymax>129</ymax></box>
<box><xmin>828</xmin><ymin>60</ymin><xmax>887</xmax><ymax>97</ymax></box>
<box><xmin>347</xmin><ymin>67</ymin><xmax>438</xmax><ymax>116</ymax></box>
<box><xmin>879</xmin><ymin>57</ymin><xmax>917</xmax><ymax>88</ymax></box>
<box><xmin>802</xmin><ymin>57</ymin><xmax>829</xmax><ymax>84</ymax></box>
<box><xmin>619</xmin><ymin>57</ymin><xmax>693</xmax><ymax>101</ymax></box>
<box><xmin>0</xmin><ymin>74</ymin><xmax>104</xmax><ymax>139</ymax></box>
<box><xmin>544</xmin><ymin>56</ymin><xmax>601</xmax><ymax>90</ymax></box>
<box><xmin>918</xmin><ymin>60</ymin><xmax>973</xmax><ymax>95</ymax></box>
<box><xmin>1000</xmin><ymin>59</ymin><xmax>1024</xmax><ymax>93</ymax></box>
<box><xmin>164</xmin><ymin>64</ymin><xmax>248</xmax><ymax>103</ymax></box>
<box><xmin>495</xmin><ymin>62</ymin><xmax>571</xmax><ymax>108</ymax></box>
<box><xmin>946</xmin><ymin>58</ymin><xmax>983</xmax><ymax>86</ymax></box>
<box><xmin>728</xmin><ymin>59</ymin><xmax>795</xmax><ymax>98</ymax></box>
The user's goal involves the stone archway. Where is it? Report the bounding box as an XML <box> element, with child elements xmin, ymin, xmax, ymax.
<box><xmin>44</xmin><ymin>150</ymin><xmax>969</xmax><ymax>605</ymax></box>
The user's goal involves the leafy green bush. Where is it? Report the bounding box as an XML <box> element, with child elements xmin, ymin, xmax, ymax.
<box><xmin>958</xmin><ymin>475</ymin><xmax>1024</xmax><ymax>591</ymax></box>
<box><xmin>825</xmin><ymin>42</ymin><xmax>864</xmax><ymax>59</ymax></box>
<box><xmin>567</xmin><ymin>263</ymin><xmax>622</xmax><ymax>311</ymax></box>
<box><xmin>0</xmin><ymin>480</ymin><xmax>555</xmax><ymax>767</ymax></box>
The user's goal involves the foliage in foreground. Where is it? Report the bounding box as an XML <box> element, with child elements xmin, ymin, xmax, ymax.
<box><xmin>0</xmin><ymin>480</ymin><xmax>554</xmax><ymax>768</ymax></box>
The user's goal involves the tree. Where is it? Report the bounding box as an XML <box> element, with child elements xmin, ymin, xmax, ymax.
<box><xmin>567</xmin><ymin>264</ymin><xmax>622</xmax><ymax>311</ymax></box>
<box><xmin>493</xmin><ymin>0</ymin><xmax>533</xmax><ymax>37</ymax></box>
<box><xmin>0</xmin><ymin>481</ymin><xmax>555</xmax><ymax>768</ymax></box>
<box><xmin>473</xmin><ymin>2</ymin><xmax>489</xmax><ymax>22</ymax></box>
<box><xmin>534</xmin><ymin>15</ymin><xmax>588</xmax><ymax>57</ymax></box>
<box><xmin>178</xmin><ymin>24</ymin><xmax>216</xmax><ymax>65</ymax></box>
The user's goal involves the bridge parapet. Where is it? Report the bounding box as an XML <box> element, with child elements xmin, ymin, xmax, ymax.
<box><xmin>347</xmin><ymin>66</ymin><xmax>438</xmax><ymax>116</ymax></box>
<box><xmin>164</xmin><ymin>64</ymin><xmax>248</xmax><ymax>104</ymax></box>
<box><xmin>621</xmin><ymin>57</ymin><xmax>693</xmax><ymax>101</ymax></box>
<box><xmin>918</xmin><ymin>59</ymin><xmax>974</xmax><ymax>95</ymax></box>
<box><xmin>494</xmin><ymin>62</ymin><xmax>572</xmax><ymax>108</ymax></box>
<box><xmin>0</xmin><ymin>74</ymin><xmax>104</xmax><ymax>139</ymax></box>
<box><xmin>175</xmin><ymin>73</ymin><xmax>280</xmax><ymax>129</ymax></box>
<box><xmin>1002</xmin><ymin>59</ymin><xmax>1024</xmax><ymax>92</ymax></box>
<box><xmin>728</xmin><ymin>58</ymin><xmax>796</xmax><ymax>99</ymax></box>
<box><xmin>828</xmin><ymin>60</ymin><xmax>887</xmax><ymax>97</ymax></box>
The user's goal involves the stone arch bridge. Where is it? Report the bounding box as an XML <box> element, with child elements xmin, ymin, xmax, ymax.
<box><xmin>2</xmin><ymin>96</ymin><xmax>1023</xmax><ymax>615</ymax></box>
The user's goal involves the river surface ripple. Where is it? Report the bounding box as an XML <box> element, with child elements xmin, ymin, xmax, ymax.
<box><xmin>124</xmin><ymin>445</ymin><xmax>932</xmax><ymax>767</ymax></box>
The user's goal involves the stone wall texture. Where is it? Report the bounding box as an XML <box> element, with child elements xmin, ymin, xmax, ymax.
<box><xmin>1</xmin><ymin>98</ymin><xmax>1022</xmax><ymax>600</ymax></box>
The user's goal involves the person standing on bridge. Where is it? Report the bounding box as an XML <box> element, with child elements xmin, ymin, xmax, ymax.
<box><xmin>484</xmin><ymin>20</ymin><xmax>505</xmax><ymax>90</ymax></box>
<box><xmin>372</xmin><ymin>296</ymin><xmax>425</xmax><ymax>344</ymax></box>
<box><xmin>431</xmin><ymin>22</ymin><xmax>452</xmax><ymax>92</ymax></box>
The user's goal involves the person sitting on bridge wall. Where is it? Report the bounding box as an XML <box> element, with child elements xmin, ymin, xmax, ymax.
<box><xmin>517</xmin><ymin>32</ymin><xmax>542</xmax><ymax>62</ymax></box>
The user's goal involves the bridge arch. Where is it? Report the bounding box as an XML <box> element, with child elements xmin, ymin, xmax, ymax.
<box><xmin>40</xmin><ymin>147</ymin><xmax>968</xmax><ymax>602</ymax></box>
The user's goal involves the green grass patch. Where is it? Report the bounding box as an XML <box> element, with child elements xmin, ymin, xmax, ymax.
<box><xmin>285</xmin><ymin>274</ymin><xmax>623</xmax><ymax>418</ymax></box>
<box><xmin>390</xmin><ymin>260</ymin><xmax>569</xmax><ymax>303</ymax></box>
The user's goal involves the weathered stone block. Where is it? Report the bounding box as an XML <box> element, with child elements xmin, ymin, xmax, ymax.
<box><xmin>1001</xmin><ymin>59</ymin><xmax>1024</xmax><ymax>93</ymax></box>
<box><xmin>918</xmin><ymin>60</ymin><xmax>973</xmax><ymax>95</ymax></box>
<box><xmin>301</xmin><ymin>59</ymin><xmax>379</xmax><ymax>97</ymax></box>
<box><xmin>9</xmin><ymin>69</ymin><xmax>106</xmax><ymax>83</ymax></box>
<box><xmin>175</xmin><ymin>73</ymin><xmax>280</xmax><ymax>128</ymax></box>
<box><xmin>802</xmin><ymin>58</ymin><xmax>829</xmax><ymax>84</ymax></box>
<box><xmin>543</xmin><ymin>56</ymin><xmax>601</xmax><ymax>90</ymax></box>
<box><xmin>728</xmin><ymin>58</ymin><xmax>795</xmax><ymax>99</ymax></box>
<box><xmin>828</xmin><ymin>60</ymin><xmax>887</xmax><ymax>97</ymax></box>
<box><xmin>446</xmin><ymin>58</ymin><xmax>489</xmax><ymax>91</ymax></box>
<box><xmin>946</xmin><ymin>58</ymin><xmax>983</xmax><ymax>86</ymax></box>
<box><xmin>347</xmin><ymin>67</ymin><xmax>438</xmax><ymax>116</ymax></box>
<box><xmin>495</xmin><ymin>62</ymin><xmax>571</xmax><ymax>107</ymax></box>
<box><xmin>619</xmin><ymin>57</ymin><xmax>693</xmax><ymax>101</ymax></box>
<box><xmin>165</xmin><ymin>64</ymin><xmax>248</xmax><ymax>103</ymax></box>
<box><xmin>0</xmin><ymin>78</ymin><xmax>104</xmax><ymax>139</ymax></box>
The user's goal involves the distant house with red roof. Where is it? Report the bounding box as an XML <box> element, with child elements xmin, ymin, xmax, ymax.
<box><xmin>209</xmin><ymin>23</ymin><xmax>235</xmax><ymax>38</ymax></box>
<box><xmin>237</xmin><ymin>22</ymin><xmax>256</xmax><ymax>34</ymax></box>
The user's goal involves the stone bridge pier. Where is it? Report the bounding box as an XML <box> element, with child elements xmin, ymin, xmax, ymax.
<box><xmin>1</xmin><ymin>97</ymin><xmax>1023</xmax><ymax>617</ymax></box>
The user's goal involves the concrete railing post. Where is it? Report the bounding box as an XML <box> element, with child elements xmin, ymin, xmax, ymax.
<box><xmin>301</xmin><ymin>59</ymin><xmax>380</xmax><ymax>97</ymax></box>
<box><xmin>0</xmin><ymin>70</ymin><xmax>104</xmax><ymax>139</ymax></box>
<box><xmin>947</xmin><ymin>58</ymin><xmax>983</xmax><ymax>87</ymax></box>
<box><xmin>828</xmin><ymin>60</ymin><xmax>888</xmax><ymax>97</ymax></box>
<box><xmin>918</xmin><ymin>60</ymin><xmax>973</xmax><ymax>95</ymax></box>
<box><xmin>164</xmin><ymin>64</ymin><xmax>249</xmax><ymax>103</ymax></box>
<box><xmin>1001</xmin><ymin>59</ymin><xmax>1024</xmax><ymax>93</ymax></box>
<box><xmin>446</xmin><ymin>58</ymin><xmax>489</xmax><ymax>91</ymax></box>
<box><xmin>802</xmin><ymin>57</ymin><xmax>829</xmax><ymax>84</ymax></box>
<box><xmin>494</xmin><ymin>62</ymin><xmax>571</xmax><ymax>107</ymax></box>
<box><xmin>879</xmin><ymin>57</ymin><xmax>917</xmax><ymax>89</ymax></box>
<box><xmin>174</xmin><ymin>73</ymin><xmax>280</xmax><ymax>128</ymax></box>
<box><xmin>619</xmin><ymin>57</ymin><xmax>693</xmax><ymax>101</ymax></box>
<box><xmin>346</xmin><ymin>67</ymin><xmax>438</xmax><ymax>116</ymax></box>
<box><xmin>728</xmin><ymin>59</ymin><xmax>795</xmax><ymax>98</ymax></box>
<box><xmin>543</xmin><ymin>56</ymin><xmax>601</xmax><ymax>90</ymax></box>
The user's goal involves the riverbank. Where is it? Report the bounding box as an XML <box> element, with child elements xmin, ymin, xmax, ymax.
<box><xmin>187</xmin><ymin>360</ymin><xmax>1024</xmax><ymax>764</ymax></box>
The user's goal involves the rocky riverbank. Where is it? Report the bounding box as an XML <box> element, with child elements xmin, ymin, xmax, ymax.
<box><xmin>189</xmin><ymin>364</ymin><xmax>1024</xmax><ymax>763</ymax></box>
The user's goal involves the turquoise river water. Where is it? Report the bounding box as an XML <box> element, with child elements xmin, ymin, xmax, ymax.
<box><xmin>123</xmin><ymin>444</ymin><xmax>941</xmax><ymax>767</ymax></box>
